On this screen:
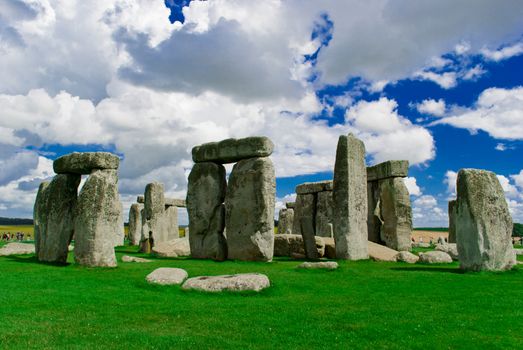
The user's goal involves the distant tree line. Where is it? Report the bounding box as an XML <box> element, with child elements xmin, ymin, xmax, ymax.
<box><xmin>0</xmin><ymin>217</ymin><xmax>33</xmax><ymax>225</ymax></box>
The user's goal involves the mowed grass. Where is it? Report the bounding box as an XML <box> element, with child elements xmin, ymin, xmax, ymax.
<box><xmin>0</xmin><ymin>246</ymin><xmax>522</xmax><ymax>349</ymax></box>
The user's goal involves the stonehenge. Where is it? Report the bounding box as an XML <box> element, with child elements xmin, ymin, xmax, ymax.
<box><xmin>332</xmin><ymin>134</ymin><xmax>368</xmax><ymax>260</ymax></box>
<box><xmin>366</xmin><ymin>161</ymin><xmax>412</xmax><ymax>251</ymax></box>
<box><xmin>292</xmin><ymin>180</ymin><xmax>333</xmax><ymax>238</ymax></box>
<box><xmin>455</xmin><ymin>169</ymin><xmax>516</xmax><ymax>271</ymax></box>
<box><xmin>187</xmin><ymin>136</ymin><xmax>275</xmax><ymax>261</ymax></box>
<box><xmin>34</xmin><ymin>152</ymin><xmax>123</xmax><ymax>267</ymax></box>
<box><xmin>127</xmin><ymin>183</ymin><xmax>186</xmax><ymax>252</ymax></box>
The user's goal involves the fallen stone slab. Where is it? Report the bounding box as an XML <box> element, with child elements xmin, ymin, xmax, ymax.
<box><xmin>0</xmin><ymin>243</ymin><xmax>35</xmax><ymax>256</ymax></box>
<box><xmin>413</xmin><ymin>242</ymin><xmax>431</xmax><ymax>248</ymax></box>
<box><xmin>182</xmin><ymin>273</ymin><xmax>270</xmax><ymax>292</ymax></box>
<box><xmin>273</xmin><ymin>234</ymin><xmax>325</xmax><ymax>257</ymax></box>
<box><xmin>146</xmin><ymin>268</ymin><xmax>188</xmax><ymax>285</ymax></box>
<box><xmin>297</xmin><ymin>261</ymin><xmax>339</xmax><ymax>270</ymax></box>
<box><xmin>152</xmin><ymin>237</ymin><xmax>191</xmax><ymax>258</ymax></box>
<box><xmin>53</xmin><ymin>152</ymin><xmax>119</xmax><ymax>175</ymax></box>
<box><xmin>396</xmin><ymin>251</ymin><xmax>419</xmax><ymax>264</ymax></box>
<box><xmin>418</xmin><ymin>251</ymin><xmax>453</xmax><ymax>264</ymax></box>
<box><xmin>435</xmin><ymin>243</ymin><xmax>459</xmax><ymax>260</ymax></box>
<box><xmin>122</xmin><ymin>255</ymin><xmax>152</xmax><ymax>263</ymax></box>
<box><xmin>192</xmin><ymin>136</ymin><xmax>274</xmax><ymax>164</ymax></box>
<box><xmin>295</xmin><ymin>180</ymin><xmax>333</xmax><ymax>195</ymax></box>
<box><xmin>165</xmin><ymin>198</ymin><xmax>186</xmax><ymax>207</ymax></box>
<box><xmin>368</xmin><ymin>241</ymin><xmax>398</xmax><ymax>262</ymax></box>
<box><xmin>514</xmin><ymin>249</ymin><xmax>523</xmax><ymax>256</ymax></box>
<box><xmin>366</xmin><ymin>160</ymin><xmax>409</xmax><ymax>182</ymax></box>
<box><xmin>323</xmin><ymin>237</ymin><xmax>336</xmax><ymax>259</ymax></box>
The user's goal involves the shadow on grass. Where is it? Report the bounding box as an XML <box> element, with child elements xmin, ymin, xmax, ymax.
<box><xmin>4</xmin><ymin>254</ymin><xmax>70</xmax><ymax>267</ymax></box>
<box><xmin>390</xmin><ymin>266</ymin><xmax>465</xmax><ymax>274</ymax></box>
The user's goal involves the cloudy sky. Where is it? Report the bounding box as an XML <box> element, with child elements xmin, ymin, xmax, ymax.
<box><xmin>1</xmin><ymin>0</ymin><xmax>523</xmax><ymax>227</ymax></box>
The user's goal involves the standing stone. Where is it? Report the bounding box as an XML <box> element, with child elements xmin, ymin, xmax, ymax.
<box><xmin>378</xmin><ymin>178</ymin><xmax>412</xmax><ymax>251</ymax></box>
<box><xmin>165</xmin><ymin>205</ymin><xmax>180</xmax><ymax>240</ymax></box>
<box><xmin>300</xmin><ymin>217</ymin><xmax>319</xmax><ymax>259</ymax></box>
<box><xmin>455</xmin><ymin>169</ymin><xmax>516</xmax><ymax>271</ymax></box>
<box><xmin>332</xmin><ymin>134</ymin><xmax>368</xmax><ymax>260</ymax></box>
<box><xmin>74</xmin><ymin>169</ymin><xmax>120</xmax><ymax>267</ymax></box>
<box><xmin>33</xmin><ymin>182</ymin><xmax>50</xmax><ymax>257</ymax></box>
<box><xmin>292</xmin><ymin>194</ymin><xmax>316</xmax><ymax>237</ymax></box>
<box><xmin>448</xmin><ymin>200</ymin><xmax>456</xmax><ymax>243</ymax></box>
<box><xmin>367</xmin><ymin>181</ymin><xmax>382</xmax><ymax>243</ymax></box>
<box><xmin>278</xmin><ymin>208</ymin><xmax>294</xmax><ymax>235</ymax></box>
<box><xmin>225</xmin><ymin>157</ymin><xmax>275</xmax><ymax>261</ymax></box>
<box><xmin>140</xmin><ymin>182</ymin><xmax>168</xmax><ymax>252</ymax></box>
<box><xmin>315</xmin><ymin>191</ymin><xmax>333</xmax><ymax>237</ymax></box>
<box><xmin>35</xmin><ymin>174</ymin><xmax>80</xmax><ymax>263</ymax></box>
<box><xmin>187</xmin><ymin>162</ymin><xmax>227</xmax><ymax>260</ymax></box>
<box><xmin>128</xmin><ymin>203</ymin><xmax>143</xmax><ymax>246</ymax></box>
<box><xmin>113</xmin><ymin>201</ymin><xmax>124</xmax><ymax>247</ymax></box>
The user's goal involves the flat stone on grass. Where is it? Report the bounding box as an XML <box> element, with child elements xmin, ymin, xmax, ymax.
<box><xmin>0</xmin><ymin>243</ymin><xmax>35</xmax><ymax>256</ymax></box>
<box><xmin>297</xmin><ymin>261</ymin><xmax>339</xmax><ymax>270</ymax></box>
<box><xmin>122</xmin><ymin>255</ymin><xmax>152</xmax><ymax>263</ymax></box>
<box><xmin>146</xmin><ymin>268</ymin><xmax>188</xmax><ymax>285</ymax></box>
<box><xmin>182</xmin><ymin>273</ymin><xmax>270</xmax><ymax>292</ymax></box>
<box><xmin>396</xmin><ymin>251</ymin><xmax>419</xmax><ymax>264</ymax></box>
<box><xmin>418</xmin><ymin>251</ymin><xmax>453</xmax><ymax>264</ymax></box>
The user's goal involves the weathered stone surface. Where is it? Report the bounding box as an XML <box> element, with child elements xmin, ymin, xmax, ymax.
<box><xmin>292</xmin><ymin>193</ymin><xmax>315</xmax><ymax>237</ymax></box>
<box><xmin>225</xmin><ymin>157</ymin><xmax>275</xmax><ymax>261</ymax></box>
<box><xmin>455</xmin><ymin>169</ymin><xmax>516</xmax><ymax>271</ymax></box>
<box><xmin>137</xmin><ymin>195</ymin><xmax>144</xmax><ymax>203</ymax></box>
<box><xmin>316</xmin><ymin>191</ymin><xmax>333</xmax><ymax>237</ymax></box>
<box><xmin>53</xmin><ymin>152</ymin><xmax>119</xmax><ymax>175</ymax></box>
<box><xmin>297</xmin><ymin>261</ymin><xmax>339</xmax><ymax>270</ymax></box>
<box><xmin>114</xmin><ymin>201</ymin><xmax>124</xmax><ymax>247</ymax></box>
<box><xmin>152</xmin><ymin>237</ymin><xmax>191</xmax><ymax>258</ymax></box>
<box><xmin>187</xmin><ymin>162</ymin><xmax>227</xmax><ymax>260</ymax></box>
<box><xmin>396</xmin><ymin>251</ymin><xmax>419</xmax><ymax>264</ymax></box>
<box><xmin>332</xmin><ymin>134</ymin><xmax>368</xmax><ymax>260</ymax></box>
<box><xmin>367</xmin><ymin>181</ymin><xmax>381</xmax><ymax>243</ymax></box>
<box><xmin>366</xmin><ymin>160</ymin><xmax>409</xmax><ymax>182</ymax></box>
<box><xmin>368</xmin><ymin>241</ymin><xmax>398</xmax><ymax>262</ymax></box>
<box><xmin>448</xmin><ymin>200</ymin><xmax>456</xmax><ymax>243</ymax></box>
<box><xmin>192</xmin><ymin>136</ymin><xmax>274</xmax><ymax>164</ymax></box>
<box><xmin>165</xmin><ymin>205</ymin><xmax>179</xmax><ymax>240</ymax></box>
<box><xmin>300</xmin><ymin>217</ymin><xmax>319</xmax><ymax>259</ymax></box>
<box><xmin>74</xmin><ymin>169</ymin><xmax>120</xmax><ymax>267</ymax></box>
<box><xmin>418</xmin><ymin>251</ymin><xmax>453</xmax><ymax>264</ymax></box>
<box><xmin>273</xmin><ymin>234</ymin><xmax>324</xmax><ymax>257</ymax></box>
<box><xmin>378</xmin><ymin>178</ymin><xmax>412</xmax><ymax>251</ymax></box>
<box><xmin>165</xmin><ymin>198</ymin><xmax>186</xmax><ymax>207</ymax></box>
<box><xmin>182</xmin><ymin>273</ymin><xmax>270</xmax><ymax>292</ymax></box>
<box><xmin>122</xmin><ymin>255</ymin><xmax>151</xmax><ymax>263</ymax></box>
<box><xmin>514</xmin><ymin>248</ymin><xmax>523</xmax><ymax>256</ymax></box>
<box><xmin>0</xmin><ymin>243</ymin><xmax>35</xmax><ymax>256</ymax></box>
<box><xmin>285</xmin><ymin>202</ymin><xmax>295</xmax><ymax>209</ymax></box>
<box><xmin>323</xmin><ymin>237</ymin><xmax>336</xmax><ymax>259</ymax></box>
<box><xmin>35</xmin><ymin>174</ymin><xmax>80</xmax><ymax>263</ymax></box>
<box><xmin>277</xmin><ymin>208</ymin><xmax>294</xmax><ymax>235</ymax></box>
<box><xmin>128</xmin><ymin>203</ymin><xmax>143</xmax><ymax>246</ymax></box>
<box><xmin>140</xmin><ymin>182</ymin><xmax>168</xmax><ymax>252</ymax></box>
<box><xmin>146</xmin><ymin>268</ymin><xmax>188</xmax><ymax>285</ymax></box>
<box><xmin>295</xmin><ymin>180</ymin><xmax>333</xmax><ymax>195</ymax></box>
<box><xmin>435</xmin><ymin>243</ymin><xmax>459</xmax><ymax>260</ymax></box>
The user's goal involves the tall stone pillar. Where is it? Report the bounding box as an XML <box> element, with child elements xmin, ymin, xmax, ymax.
<box><xmin>128</xmin><ymin>203</ymin><xmax>143</xmax><ymax>246</ymax></box>
<box><xmin>448</xmin><ymin>200</ymin><xmax>456</xmax><ymax>243</ymax></box>
<box><xmin>332</xmin><ymin>133</ymin><xmax>368</xmax><ymax>260</ymax></box>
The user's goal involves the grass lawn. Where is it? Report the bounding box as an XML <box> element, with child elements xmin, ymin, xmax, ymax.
<box><xmin>0</xmin><ymin>246</ymin><xmax>522</xmax><ymax>349</ymax></box>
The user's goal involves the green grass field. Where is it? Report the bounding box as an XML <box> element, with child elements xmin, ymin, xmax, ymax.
<box><xmin>1</xmin><ymin>245</ymin><xmax>522</xmax><ymax>349</ymax></box>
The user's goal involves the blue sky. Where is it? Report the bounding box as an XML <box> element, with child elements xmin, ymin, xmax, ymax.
<box><xmin>1</xmin><ymin>0</ymin><xmax>523</xmax><ymax>227</ymax></box>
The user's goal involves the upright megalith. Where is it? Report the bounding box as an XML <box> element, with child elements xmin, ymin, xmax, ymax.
<box><xmin>292</xmin><ymin>193</ymin><xmax>316</xmax><ymax>236</ymax></box>
<box><xmin>378</xmin><ymin>178</ymin><xmax>412</xmax><ymax>251</ymax></box>
<box><xmin>225</xmin><ymin>157</ymin><xmax>275</xmax><ymax>261</ymax></box>
<box><xmin>366</xmin><ymin>160</ymin><xmax>412</xmax><ymax>251</ymax></box>
<box><xmin>165</xmin><ymin>206</ymin><xmax>180</xmax><ymax>240</ymax></box>
<box><xmin>74</xmin><ymin>169</ymin><xmax>120</xmax><ymax>267</ymax></box>
<box><xmin>316</xmin><ymin>190</ymin><xmax>333</xmax><ymax>238</ymax></box>
<box><xmin>128</xmin><ymin>203</ymin><xmax>143</xmax><ymax>246</ymax></box>
<box><xmin>332</xmin><ymin>133</ymin><xmax>368</xmax><ymax>260</ymax></box>
<box><xmin>455</xmin><ymin>169</ymin><xmax>516</xmax><ymax>271</ymax></box>
<box><xmin>448</xmin><ymin>200</ymin><xmax>456</xmax><ymax>243</ymax></box>
<box><xmin>34</xmin><ymin>174</ymin><xmax>80</xmax><ymax>263</ymax></box>
<box><xmin>277</xmin><ymin>208</ymin><xmax>294</xmax><ymax>235</ymax></box>
<box><xmin>140</xmin><ymin>182</ymin><xmax>167</xmax><ymax>252</ymax></box>
<box><xmin>187</xmin><ymin>162</ymin><xmax>227</xmax><ymax>260</ymax></box>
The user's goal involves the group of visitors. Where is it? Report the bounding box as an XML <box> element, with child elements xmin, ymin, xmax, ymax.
<box><xmin>1</xmin><ymin>232</ymin><xmax>30</xmax><ymax>241</ymax></box>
